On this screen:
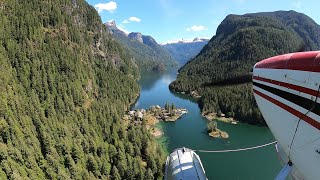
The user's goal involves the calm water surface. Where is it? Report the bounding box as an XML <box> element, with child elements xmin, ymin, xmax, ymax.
<box><xmin>133</xmin><ymin>69</ymin><xmax>282</xmax><ymax>180</ymax></box>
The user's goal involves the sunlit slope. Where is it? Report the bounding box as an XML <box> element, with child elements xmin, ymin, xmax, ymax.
<box><xmin>0</xmin><ymin>0</ymin><xmax>164</xmax><ymax>179</ymax></box>
<box><xmin>170</xmin><ymin>11</ymin><xmax>320</xmax><ymax>125</ymax></box>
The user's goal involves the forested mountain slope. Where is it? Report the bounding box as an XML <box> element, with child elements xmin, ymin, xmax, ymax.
<box><xmin>170</xmin><ymin>11</ymin><xmax>320</xmax><ymax>125</ymax></box>
<box><xmin>106</xmin><ymin>21</ymin><xmax>177</xmax><ymax>71</ymax></box>
<box><xmin>0</xmin><ymin>0</ymin><xmax>164</xmax><ymax>179</ymax></box>
<box><xmin>251</xmin><ymin>11</ymin><xmax>320</xmax><ymax>50</ymax></box>
<box><xmin>162</xmin><ymin>38</ymin><xmax>209</xmax><ymax>66</ymax></box>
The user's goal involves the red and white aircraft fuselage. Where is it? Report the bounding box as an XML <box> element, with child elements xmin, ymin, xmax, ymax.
<box><xmin>253</xmin><ymin>51</ymin><xmax>320</xmax><ymax>180</ymax></box>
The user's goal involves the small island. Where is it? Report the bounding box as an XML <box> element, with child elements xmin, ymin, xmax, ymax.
<box><xmin>207</xmin><ymin>121</ymin><xmax>229</xmax><ymax>139</ymax></box>
<box><xmin>123</xmin><ymin>103</ymin><xmax>188</xmax><ymax>137</ymax></box>
<box><xmin>202</xmin><ymin>111</ymin><xmax>238</xmax><ymax>124</ymax></box>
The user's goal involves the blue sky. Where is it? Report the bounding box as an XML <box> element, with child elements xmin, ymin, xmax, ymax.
<box><xmin>85</xmin><ymin>0</ymin><xmax>320</xmax><ymax>44</ymax></box>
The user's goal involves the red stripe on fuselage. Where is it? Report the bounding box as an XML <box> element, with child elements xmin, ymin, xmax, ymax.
<box><xmin>253</xmin><ymin>76</ymin><xmax>319</xmax><ymax>97</ymax></box>
<box><xmin>255</xmin><ymin>51</ymin><xmax>320</xmax><ymax>72</ymax></box>
<box><xmin>253</xmin><ymin>89</ymin><xmax>320</xmax><ymax>130</ymax></box>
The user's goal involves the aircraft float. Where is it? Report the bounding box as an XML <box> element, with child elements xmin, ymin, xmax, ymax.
<box><xmin>165</xmin><ymin>51</ymin><xmax>320</xmax><ymax>180</ymax></box>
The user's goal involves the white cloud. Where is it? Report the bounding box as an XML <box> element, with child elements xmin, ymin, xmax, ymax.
<box><xmin>122</xmin><ymin>20</ymin><xmax>129</xmax><ymax>24</ymax></box>
<box><xmin>94</xmin><ymin>1</ymin><xmax>117</xmax><ymax>13</ymax></box>
<box><xmin>118</xmin><ymin>17</ymin><xmax>140</xmax><ymax>35</ymax></box>
<box><xmin>121</xmin><ymin>17</ymin><xmax>141</xmax><ymax>25</ymax></box>
<box><xmin>128</xmin><ymin>17</ymin><xmax>141</xmax><ymax>22</ymax></box>
<box><xmin>186</xmin><ymin>25</ymin><xmax>207</xmax><ymax>32</ymax></box>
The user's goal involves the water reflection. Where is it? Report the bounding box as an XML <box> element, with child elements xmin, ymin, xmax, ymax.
<box><xmin>134</xmin><ymin>68</ymin><xmax>281</xmax><ymax>180</ymax></box>
<box><xmin>138</xmin><ymin>70</ymin><xmax>166</xmax><ymax>91</ymax></box>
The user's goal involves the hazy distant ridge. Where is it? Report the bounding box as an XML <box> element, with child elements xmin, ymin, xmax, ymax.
<box><xmin>162</xmin><ymin>38</ymin><xmax>209</xmax><ymax>66</ymax></box>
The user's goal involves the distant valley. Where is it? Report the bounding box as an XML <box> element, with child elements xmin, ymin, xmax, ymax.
<box><xmin>105</xmin><ymin>20</ymin><xmax>177</xmax><ymax>71</ymax></box>
<box><xmin>162</xmin><ymin>38</ymin><xmax>209</xmax><ymax>66</ymax></box>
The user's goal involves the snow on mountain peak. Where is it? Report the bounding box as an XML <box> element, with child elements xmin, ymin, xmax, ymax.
<box><xmin>161</xmin><ymin>37</ymin><xmax>209</xmax><ymax>45</ymax></box>
<box><xmin>106</xmin><ymin>20</ymin><xmax>116</xmax><ymax>28</ymax></box>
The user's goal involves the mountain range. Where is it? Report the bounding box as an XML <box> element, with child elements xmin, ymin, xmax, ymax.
<box><xmin>1</xmin><ymin>1</ymin><xmax>320</xmax><ymax>178</ymax></box>
<box><xmin>170</xmin><ymin>10</ymin><xmax>320</xmax><ymax>125</ymax></box>
<box><xmin>106</xmin><ymin>20</ymin><xmax>177</xmax><ymax>71</ymax></box>
<box><xmin>162</xmin><ymin>38</ymin><xmax>209</xmax><ymax>66</ymax></box>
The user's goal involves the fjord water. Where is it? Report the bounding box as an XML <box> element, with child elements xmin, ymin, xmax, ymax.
<box><xmin>133</xmin><ymin>69</ymin><xmax>281</xmax><ymax>180</ymax></box>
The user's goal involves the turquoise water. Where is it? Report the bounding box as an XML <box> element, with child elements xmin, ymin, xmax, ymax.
<box><xmin>133</xmin><ymin>69</ymin><xmax>282</xmax><ymax>180</ymax></box>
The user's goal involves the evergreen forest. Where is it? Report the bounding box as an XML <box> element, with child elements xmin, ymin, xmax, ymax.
<box><xmin>170</xmin><ymin>11</ymin><xmax>320</xmax><ymax>125</ymax></box>
<box><xmin>0</xmin><ymin>0</ymin><xmax>165</xmax><ymax>179</ymax></box>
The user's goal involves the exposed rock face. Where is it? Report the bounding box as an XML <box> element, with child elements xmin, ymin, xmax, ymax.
<box><xmin>128</xmin><ymin>32</ymin><xmax>143</xmax><ymax>43</ymax></box>
<box><xmin>105</xmin><ymin>20</ymin><xmax>116</xmax><ymax>29</ymax></box>
<box><xmin>105</xmin><ymin>20</ymin><xmax>127</xmax><ymax>37</ymax></box>
<box><xmin>142</xmin><ymin>35</ymin><xmax>158</xmax><ymax>47</ymax></box>
<box><xmin>105</xmin><ymin>22</ymin><xmax>177</xmax><ymax>70</ymax></box>
<box><xmin>193</xmin><ymin>37</ymin><xmax>208</xmax><ymax>42</ymax></box>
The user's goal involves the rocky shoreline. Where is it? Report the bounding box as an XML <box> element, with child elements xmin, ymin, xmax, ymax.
<box><xmin>202</xmin><ymin>112</ymin><xmax>238</xmax><ymax>124</ymax></box>
<box><xmin>123</xmin><ymin>104</ymin><xmax>188</xmax><ymax>137</ymax></box>
<box><xmin>175</xmin><ymin>90</ymin><xmax>202</xmax><ymax>99</ymax></box>
<box><xmin>209</xmin><ymin>129</ymin><xmax>229</xmax><ymax>138</ymax></box>
<box><xmin>205</xmin><ymin>113</ymin><xmax>234</xmax><ymax>139</ymax></box>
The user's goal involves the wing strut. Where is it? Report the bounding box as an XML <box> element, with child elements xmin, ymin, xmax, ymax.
<box><xmin>275</xmin><ymin>161</ymin><xmax>293</xmax><ymax>180</ymax></box>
